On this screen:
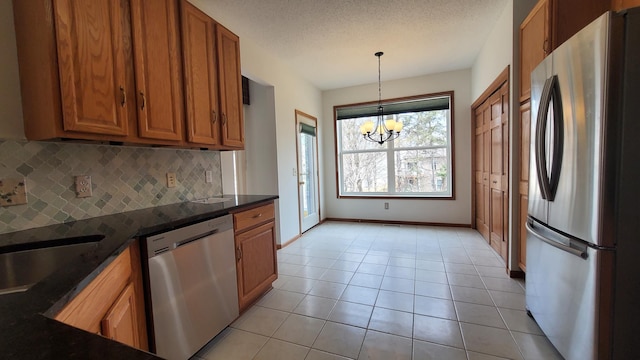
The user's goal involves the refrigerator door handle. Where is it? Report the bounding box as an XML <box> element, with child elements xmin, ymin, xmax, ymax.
<box><xmin>548</xmin><ymin>76</ymin><xmax>564</xmax><ymax>200</ymax></box>
<box><xmin>535</xmin><ymin>76</ymin><xmax>554</xmax><ymax>200</ymax></box>
<box><xmin>526</xmin><ymin>221</ymin><xmax>588</xmax><ymax>259</ymax></box>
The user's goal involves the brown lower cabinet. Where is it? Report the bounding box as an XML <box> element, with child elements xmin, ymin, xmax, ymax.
<box><xmin>232</xmin><ymin>202</ymin><xmax>278</xmax><ymax>312</ymax></box>
<box><xmin>54</xmin><ymin>240</ymin><xmax>148</xmax><ymax>351</ymax></box>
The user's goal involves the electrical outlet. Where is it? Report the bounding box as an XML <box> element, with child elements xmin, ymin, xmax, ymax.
<box><xmin>0</xmin><ymin>177</ymin><xmax>28</xmax><ymax>206</ymax></box>
<box><xmin>292</xmin><ymin>168</ymin><xmax>297</xmax><ymax>176</ymax></box>
<box><xmin>74</xmin><ymin>175</ymin><xmax>92</xmax><ymax>198</ymax></box>
<box><xmin>384</xmin><ymin>202</ymin><xmax>389</xmax><ymax>210</ymax></box>
<box><xmin>166</xmin><ymin>173</ymin><xmax>177</xmax><ymax>188</ymax></box>
<box><xmin>205</xmin><ymin>170</ymin><xmax>213</xmax><ymax>184</ymax></box>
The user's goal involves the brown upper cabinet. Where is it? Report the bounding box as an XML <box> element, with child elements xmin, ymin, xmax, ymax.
<box><xmin>180</xmin><ymin>0</ymin><xmax>244</xmax><ymax>149</ymax></box>
<box><xmin>16</xmin><ymin>0</ymin><xmax>133</xmax><ymax>139</ymax></box>
<box><xmin>519</xmin><ymin>0</ymin><xmax>550</xmax><ymax>102</ymax></box>
<box><xmin>520</xmin><ymin>0</ymin><xmax>611</xmax><ymax>102</ymax></box>
<box><xmin>13</xmin><ymin>0</ymin><xmax>244</xmax><ymax>150</ymax></box>
<box><xmin>181</xmin><ymin>0</ymin><xmax>221</xmax><ymax>146</ymax></box>
<box><xmin>217</xmin><ymin>25</ymin><xmax>244</xmax><ymax>148</ymax></box>
<box><xmin>612</xmin><ymin>0</ymin><xmax>640</xmax><ymax>10</ymax></box>
<box><xmin>130</xmin><ymin>0</ymin><xmax>184</xmax><ymax>142</ymax></box>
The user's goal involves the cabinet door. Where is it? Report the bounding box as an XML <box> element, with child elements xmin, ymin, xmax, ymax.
<box><xmin>54</xmin><ymin>247</ymin><xmax>132</xmax><ymax>334</ymax></box>
<box><xmin>180</xmin><ymin>0</ymin><xmax>220</xmax><ymax>145</ymax></box>
<box><xmin>518</xmin><ymin>101</ymin><xmax>531</xmax><ymax>271</ymax></box>
<box><xmin>612</xmin><ymin>0</ymin><xmax>640</xmax><ymax>10</ymax></box>
<box><xmin>552</xmin><ymin>0</ymin><xmax>610</xmax><ymax>51</ymax></box>
<box><xmin>519</xmin><ymin>0</ymin><xmax>550</xmax><ymax>102</ymax></box>
<box><xmin>53</xmin><ymin>0</ymin><xmax>130</xmax><ymax>136</ymax></box>
<box><xmin>216</xmin><ymin>24</ymin><xmax>245</xmax><ymax>148</ymax></box>
<box><xmin>130</xmin><ymin>0</ymin><xmax>184</xmax><ymax>141</ymax></box>
<box><xmin>236</xmin><ymin>221</ymin><xmax>277</xmax><ymax>311</ymax></box>
<box><xmin>101</xmin><ymin>282</ymin><xmax>140</xmax><ymax>349</ymax></box>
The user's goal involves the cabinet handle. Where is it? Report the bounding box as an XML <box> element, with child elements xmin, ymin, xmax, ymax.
<box><xmin>543</xmin><ymin>39</ymin><xmax>549</xmax><ymax>55</ymax></box>
<box><xmin>236</xmin><ymin>246</ymin><xmax>242</xmax><ymax>261</ymax></box>
<box><xmin>140</xmin><ymin>91</ymin><xmax>145</xmax><ymax>110</ymax></box>
<box><xmin>222</xmin><ymin>113</ymin><xmax>227</xmax><ymax>125</ymax></box>
<box><xmin>252</xmin><ymin>213</ymin><xmax>263</xmax><ymax>219</ymax></box>
<box><xmin>120</xmin><ymin>86</ymin><xmax>126</xmax><ymax>107</ymax></box>
<box><xmin>211</xmin><ymin>110</ymin><xmax>217</xmax><ymax>124</ymax></box>
<box><xmin>492</xmin><ymin>180</ymin><xmax>497</xmax><ymax>184</ymax></box>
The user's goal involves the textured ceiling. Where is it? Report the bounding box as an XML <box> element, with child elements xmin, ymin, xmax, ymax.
<box><xmin>196</xmin><ymin>0</ymin><xmax>509</xmax><ymax>90</ymax></box>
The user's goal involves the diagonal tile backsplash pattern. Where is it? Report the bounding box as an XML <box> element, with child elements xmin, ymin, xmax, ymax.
<box><xmin>0</xmin><ymin>140</ymin><xmax>222</xmax><ymax>234</ymax></box>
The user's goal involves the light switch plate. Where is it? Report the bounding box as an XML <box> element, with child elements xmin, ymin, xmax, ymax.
<box><xmin>74</xmin><ymin>175</ymin><xmax>92</xmax><ymax>198</ymax></box>
<box><xmin>0</xmin><ymin>177</ymin><xmax>27</xmax><ymax>206</ymax></box>
<box><xmin>205</xmin><ymin>170</ymin><xmax>213</xmax><ymax>184</ymax></box>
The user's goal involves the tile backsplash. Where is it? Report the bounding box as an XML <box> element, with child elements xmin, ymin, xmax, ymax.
<box><xmin>0</xmin><ymin>140</ymin><xmax>222</xmax><ymax>234</ymax></box>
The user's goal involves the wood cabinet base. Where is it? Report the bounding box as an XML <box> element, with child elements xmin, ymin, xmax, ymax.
<box><xmin>233</xmin><ymin>202</ymin><xmax>278</xmax><ymax>312</ymax></box>
<box><xmin>54</xmin><ymin>241</ymin><xmax>148</xmax><ymax>351</ymax></box>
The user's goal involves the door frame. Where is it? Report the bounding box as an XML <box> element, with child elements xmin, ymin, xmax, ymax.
<box><xmin>294</xmin><ymin>109</ymin><xmax>321</xmax><ymax>234</ymax></box>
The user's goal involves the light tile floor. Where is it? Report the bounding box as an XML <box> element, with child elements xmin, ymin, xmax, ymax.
<box><xmin>193</xmin><ymin>222</ymin><xmax>563</xmax><ymax>360</ymax></box>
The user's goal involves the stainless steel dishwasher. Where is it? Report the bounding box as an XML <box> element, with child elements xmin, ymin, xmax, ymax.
<box><xmin>145</xmin><ymin>215</ymin><xmax>238</xmax><ymax>360</ymax></box>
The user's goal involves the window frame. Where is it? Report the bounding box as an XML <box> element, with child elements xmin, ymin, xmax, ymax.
<box><xmin>333</xmin><ymin>91</ymin><xmax>456</xmax><ymax>200</ymax></box>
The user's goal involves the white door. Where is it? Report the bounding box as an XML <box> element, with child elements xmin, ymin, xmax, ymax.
<box><xmin>296</xmin><ymin>110</ymin><xmax>320</xmax><ymax>233</ymax></box>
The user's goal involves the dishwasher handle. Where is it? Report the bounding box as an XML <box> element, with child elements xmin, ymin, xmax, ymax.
<box><xmin>145</xmin><ymin>215</ymin><xmax>233</xmax><ymax>259</ymax></box>
<box><xmin>175</xmin><ymin>229</ymin><xmax>219</xmax><ymax>249</ymax></box>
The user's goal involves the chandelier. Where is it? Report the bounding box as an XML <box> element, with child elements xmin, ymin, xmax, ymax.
<box><xmin>359</xmin><ymin>51</ymin><xmax>403</xmax><ymax>145</ymax></box>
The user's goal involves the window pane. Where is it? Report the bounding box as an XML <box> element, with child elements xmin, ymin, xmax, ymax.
<box><xmin>394</xmin><ymin>148</ymin><xmax>449</xmax><ymax>193</ymax></box>
<box><xmin>395</xmin><ymin>110</ymin><xmax>448</xmax><ymax>148</ymax></box>
<box><xmin>339</xmin><ymin>117</ymin><xmax>388</xmax><ymax>151</ymax></box>
<box><xmin>335</xmin><ymin>92</ymin><xmax>454</xmax><ymax>198</ymax></box>
<box><xmin>341</xmin><ymin>152</ymin><xmax>387</xmax><ymax>193</ymax></box>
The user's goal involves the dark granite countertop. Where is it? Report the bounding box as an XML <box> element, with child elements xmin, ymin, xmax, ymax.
<box><xmin>0</xmin><ymin>194</ymin><xmax>278</xmax><ymax>359</ymax></box>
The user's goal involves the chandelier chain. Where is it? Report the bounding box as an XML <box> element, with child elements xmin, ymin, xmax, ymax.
<box><xmin>378</xmin><ymin>53</ymin><xmax>382</xmax><ymax>109</ymax></box>
<box><xmin>359</xmin><ymin>51</ymin><xmax>402</xmax><ymax>145</ymax></box>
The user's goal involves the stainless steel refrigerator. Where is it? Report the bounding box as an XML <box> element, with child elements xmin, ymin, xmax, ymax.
<box><xmin>526</xmin><ymin>7</ymin><xmax>640</xmax><ymax>360</ymax></box>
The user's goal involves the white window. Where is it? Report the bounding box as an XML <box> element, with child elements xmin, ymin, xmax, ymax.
<box><xmin>335</xmin><ymin>92</ymin><xmax>454</xmax><ymax>198</ymax></box>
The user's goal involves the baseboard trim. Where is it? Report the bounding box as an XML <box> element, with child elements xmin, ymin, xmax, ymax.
<box><xmin>277</xmin><ymin>234</ymin><xmax>301</xmax><ymax>249</ymax></box>
<box><xmin>509</xmin><ymin>269</ymin><xmax>525</xmax><ymax>279</ymax></box>
<box><xmin>323</xmin><ymin>217</ymin><xmax>471</xmax><ymax>228</ymax></box>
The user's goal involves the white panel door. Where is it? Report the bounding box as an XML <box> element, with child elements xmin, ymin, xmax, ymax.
<box><xmin>296</xmin><ymin>110</ymin><xmax>320</xmax><ymax>233</ymax></box>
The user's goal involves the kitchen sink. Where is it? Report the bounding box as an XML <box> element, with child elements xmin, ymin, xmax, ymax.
<box><xmin>0</xmin><ymin>235</ymin><xmax>104</xmax><ymax>295</ymax></box>
<box><xmin>191</xmin><ymin>197</ymin><xmax>232</xmax><ymax>204</ymax></box>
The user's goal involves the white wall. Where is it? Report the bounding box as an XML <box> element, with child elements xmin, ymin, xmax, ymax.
<box><xmin>221</xmin><ymin>80</ymin><xmax>283</xmax><ymax>244</ymax></box>
<box><xmin>321</xmin><ymin>69</ymin><xmax>472</xmax><ymax>225</ymax></box>
<box><xmin>471</xmin><ymin>1</ymin><xmax>513</xmax><ymax>102</ymax></box>
<box><xmin>0</xmin><ymin>0</ymin><xmax>25</xmax><ymax>139</ymax></box>
<box><xmin>192</xmin><ymin>0</ymin><xmax>323</xmax><ymax>245</ymax></box>
<box><xmin>242</xmin><ymin>81</ymin><xmax>278</xmax><ymax>195</ymax></box>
